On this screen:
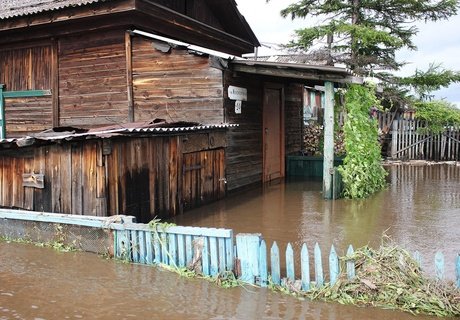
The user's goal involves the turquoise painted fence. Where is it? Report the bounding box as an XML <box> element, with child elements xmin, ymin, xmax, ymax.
<box><xmin>235</xmin><ymin>234</ymin><xmax>460</xmax><ymax>290</ymax></box>
<box><xmin>0</xmin><ymin>209</ymin><xmax>458</xmax><ymax>289</ymax></box>
<box><xmin>112</xmin><ymin>222</ymin><xmax>234</xmax><ymax>277</ymax></box>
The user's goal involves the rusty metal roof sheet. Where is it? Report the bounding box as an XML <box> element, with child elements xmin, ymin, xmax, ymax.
<box><xmin>0</xmin><ymin>0</ymin><xmax>109</xmax><ymax>20</ymax></box>
<box><xmin>0</xmin><ymin>121</ymin><xmax>237</xmax><ymax>148</ymax></box>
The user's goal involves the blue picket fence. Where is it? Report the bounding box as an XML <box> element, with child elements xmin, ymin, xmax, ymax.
<box><xmin>235</xmin><ymin>234</ymin><xmax>460</xmax><ymax>290</ymax></box>
<box><xmin>0</xmin><ymin>208</ymin><xmax>458</xmax><ymax>289</ymax></box>
<box><xmin>112</xmin><ymin>222</ymin><xmax>234</xmax><ymax>276</ymax></box>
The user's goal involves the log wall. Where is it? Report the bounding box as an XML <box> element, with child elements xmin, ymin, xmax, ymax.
<box><xmin>132</xmin><ymin>36</ymin><xmax>224</xmax><ymax>124</ymax></box>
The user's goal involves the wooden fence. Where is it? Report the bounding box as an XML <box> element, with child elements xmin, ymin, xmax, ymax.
<box><xmin>113</xmin><ymin>222</ymin><xmax>234</xmax><ymax>276</ymax></box>
<box><xmin>0</xmin><ymin>209</ymin><xmax>458</xmax><ymax>289</ymax></box>
<box><xmin>235</xmin><ymin>234</ymin><xmax>460</xmax><ymax>290</ymax></box>
<box><xmin>391</xmin><ymin>119</ymin><xmax>460</xmax><ymax>160</ymax></box>
<box><xmin>112</xmin><ymin>226</ymin><xmax>460</xmax><ymax>290</ymax></box>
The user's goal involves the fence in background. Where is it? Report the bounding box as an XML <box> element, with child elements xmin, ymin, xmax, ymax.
<box><xmin>391</xmin><ymin>119</ymin><xmax>460</xmax><ymax>161</ymax></box>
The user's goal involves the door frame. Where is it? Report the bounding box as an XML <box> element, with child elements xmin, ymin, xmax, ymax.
<box><xmin>262</xmin><ymin>82</ymin><xmax>285</xmax><ymax>183</ymax></box>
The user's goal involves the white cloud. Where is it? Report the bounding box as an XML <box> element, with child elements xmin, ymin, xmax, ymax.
<box><xmin>236</xmin><ymin>0</ymin><xmax>460</xmax><ymax>104</ymax></box>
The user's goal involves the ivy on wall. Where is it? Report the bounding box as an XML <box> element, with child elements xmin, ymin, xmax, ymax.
<box><xmin>338</xmin><ymin>84</ymin><xmax>387</xmax><ymax>199</ymax></box>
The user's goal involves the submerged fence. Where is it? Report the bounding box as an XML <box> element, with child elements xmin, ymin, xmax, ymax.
<box><xmin>0</xmin><ymin>209</ymin><xmax>459</xmax><ymax>290</ymax></box>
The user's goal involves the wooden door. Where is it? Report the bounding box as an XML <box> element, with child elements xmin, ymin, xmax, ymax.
<box><xmin>182</xmin><ymin>148</ymin><xmax>226</xmax><ymax>210</ymax></box>
<box><xmin>263</xmin><ymin>84</ymin><xmax>285</xmax><ymax>182</ymax></box>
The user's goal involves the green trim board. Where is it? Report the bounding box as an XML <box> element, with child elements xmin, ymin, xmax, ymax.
<box><xmin>3</xmin><ymin>90</ymin><xmax>51</xmax><ymax>98</ymax></box>
<box><xmin>0</xmin><ymin>87</ymin><xmax>52</xmax><ymax>139</ymax></box>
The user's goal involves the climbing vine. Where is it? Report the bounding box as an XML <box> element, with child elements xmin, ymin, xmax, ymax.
<box><xmin>338</xmin><ymin>84</ymin><xmax>387</xmax><ymax>198</ymax></box>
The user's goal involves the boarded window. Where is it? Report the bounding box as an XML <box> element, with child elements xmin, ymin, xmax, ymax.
<box><xmin>0</xmin><ymin>45</ymin><xmax>52</xmax><ymax>91</ymax></box>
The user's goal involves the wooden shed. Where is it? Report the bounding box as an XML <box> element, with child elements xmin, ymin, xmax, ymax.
<box><xmin>0</xmin><ymin>0</ymin><xmax>358</xmax><ymax>220</ymax></box>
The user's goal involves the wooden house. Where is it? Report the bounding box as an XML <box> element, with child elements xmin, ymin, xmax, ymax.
<box><xmin>0</xmin><ymin>0</ymin><xmax>358</xmax><ymax>221</ymax></box>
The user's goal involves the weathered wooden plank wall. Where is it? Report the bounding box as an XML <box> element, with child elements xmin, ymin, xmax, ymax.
<box><xmin>224</xmin><ymin>72</ymin><xmax>263</xmax><ymax>191</ymax></box>
<box><xmin>182</xmin><ymin>148</ymin><xmax>226</xmax><ymax>211</ymax></box>
<box><xmin>285</xmin><ymin>83</ymin><xmax>304</xmax><ymax>155</ymax></box>
<box><xmin>0</xmin><ymin>142</ymin><xmax>102</xmax><ymax>215</ymax></box>
<box><xmin>224</xmin><ymin>72</ymin><xmax>305</xmax><ymax>191</ymax></box>
<box><xmin>59</xmin><ymin>29</ymin><xmax>129</xmax><ymax>127</ymax></box>
<box><xmin>0</xmin><ymin>44</ymin><xmax>53</xmax><ymax>136</ymax></box>
<box><xmin>132</xmin><ymin>36</ymin><xmax>224</xmax><ymax>124</ymax></box>
<box><xmin>0</xmin><ymin>133</ymin><xmax>226</xmax><ymax>221</ymax></box>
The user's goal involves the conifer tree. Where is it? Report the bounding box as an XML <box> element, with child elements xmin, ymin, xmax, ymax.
<box><xmin>273</xmin><ymin>0</ymin><xmax>459</xmax><ymax>77</ymax></box>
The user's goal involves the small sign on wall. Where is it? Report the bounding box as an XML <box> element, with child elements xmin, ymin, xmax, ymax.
<box><xmin>23</xmin><ymin>173</ymin><xmax>44</xmax><ymax>189</ymax></box>
<box><xmin>235</xmin><ymin>100</ymin><xmax>242</xmax><ymax>114</ymax></box>
<box><xmin>228</xmin><ymin>86</ymin><xmax>247</xmax><ymax>101</ymax></box>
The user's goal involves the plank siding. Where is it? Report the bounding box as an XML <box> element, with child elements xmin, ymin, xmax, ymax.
<box><xmin>0</xmin><ymin>45</ymin><xmax>53</xmax><ymax>136</ymax></box>
<box><xmin>224</xmin><ymin>71</ymin><xmax>263</xmax><ymax>191</ymax></box>
<box><xmin>59</xmin><ymin>29</ymin><xmax>129</xmax><ymax>127</ymax></box>
<box><xmin>285</xmin><ymin>83</ymin><xmax>303</xmax><ymax>155</ymax></box>
<box><xmin>0</xmin><ymin>134</ymin><xmax>226</xmax><ymax>220</ymax></box>
<box><xmin>132</xmin><ymin>36</ymin><xmax>224</xmax><ymax>123</ymax></box>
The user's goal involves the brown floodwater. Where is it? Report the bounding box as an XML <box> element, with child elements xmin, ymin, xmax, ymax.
<box><xmin>0</xmin><ymin>241</ymin><xmax>453</xmax><ymax>320</ymax></box>
<box><xmin>0</xmin><ymin>164</ymin><xmax>458</xmax><ymax>319</ymax></box>
<box><xmin>172</xmin><ymin>164</ymin><xmax>460</xmax><ymax>280</ymax></box>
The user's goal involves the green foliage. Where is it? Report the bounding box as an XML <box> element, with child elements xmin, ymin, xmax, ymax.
<box><xmin>338</xmin><ymin>84</ymin><xmax>387</xmax><ymax>199</ymax></box>
<box><xmin>400</xmin><ymin>63</ymin><xmax>460</xmax><ymax>101</ymax></box>
<box><xmin>414</xmin><ymin>100</ymin><xmax>460</xmax><ymax>134</ymax></box>
<box><xmin>270</xmin><ymin>0</ymin><xmax>459</xmax><ymax>76</ymax></box>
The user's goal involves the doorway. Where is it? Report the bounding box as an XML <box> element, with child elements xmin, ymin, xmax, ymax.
<box><xmin>263</xmin><ymin>84</ymin><xmax>285</xmax><ymax>182</ymax></box>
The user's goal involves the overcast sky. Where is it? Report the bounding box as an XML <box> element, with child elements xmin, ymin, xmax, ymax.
<box><xmin>235</xmin><ymin>0</ymin><xmax>460</xmax><ymax>107</ymax></box>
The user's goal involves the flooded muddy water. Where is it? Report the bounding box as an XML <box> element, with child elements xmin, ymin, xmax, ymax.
<box><xmin>173</xmin><ymin>164</ymin><xmax>460</xmax><ymax>280</ymax></box>
<box><xmin>0</xmin><ymin>242</ymin><xmax>452</xmax><ymax>320</ymax></box>
<box><xmin>0</xmin><ymin>164</ymin><xmax>458</xmax><ymax>319</ymax></box>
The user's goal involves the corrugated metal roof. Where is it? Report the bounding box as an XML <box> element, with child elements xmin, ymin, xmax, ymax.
<box><xmin>232</xmin><ymin>59</ymin><xmax>353</xmax><ymax>76</ymax></box>
<box><xmin>253</xmin><ymin>55</ymin><xmax>327</xmax><ymax>65</ymax></box>
<box><xmin>0</xmin><ymin>0</ymin><xmax>109</xmax><ymax>20</ymax></box>
<box><xmin>0</xmin><ymin>122</ymin><xmax>238</xmax><ymax>148</ymax></box>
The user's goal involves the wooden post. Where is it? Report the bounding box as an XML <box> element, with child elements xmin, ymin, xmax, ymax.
<box><xmin>0</xmin><ymin>84</ymin><xmax>5</xmax><ymax>139</ymax></box>
<box><xmin>125</xmin><ymin>31</ymin><xmax>134</xmax><ymax>122</ymax></box>
<box><xmin>236</xmin><ymin>233</ymin><xmax>261</xmax><ymax>284</ymax></box>
<box><xmin>456</xmin><ymin>254</ymin><xmax>460</xmax><ymax>289</ymax></box>
<box><xmin>323</xmin><ymin>81</ymin><xmax>334</xmax><ymax>199</ymax></box>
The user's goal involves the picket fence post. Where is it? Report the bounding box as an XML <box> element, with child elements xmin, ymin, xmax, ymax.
<box><xmin>314</xmin><ymin>243</ymin><xmax>324</xmax><ymax>287</ymax></box>
<box><xmin>236</xmin><ymin>234</ymin><xmax>261</xmax><ymax>284</ymax></box>
<box><xmin>329</xmin><ymin>245</ymin><xmax>339</xmax><ymax>286</ymax></box>
<box><xmin>271</xmin><ymin>242</ymin><xmax>281</xmax><ymax>285</ymax></box>
<box><xmin>435</xmin><ymin>251</ymin><xmax>445</xmax><ymax>281</ymax></box>
<box><xmin>346</xmin><ymin>245</ymin><xmax>355</xmax><ymax>280</ymax></box>
<box><xmin>301</xmin><ymin>244</ymin><xmax>310</xmax><ymax>291</ymax></box>
<box><xmin>259</xmin><ymin>240</ymin><xmax>268</xmax><ymax>287</ymax></box>
<box><xmin>286</xmin><ymin>243</ymin><xmax>295</xmax><ymax>281</ymax></box>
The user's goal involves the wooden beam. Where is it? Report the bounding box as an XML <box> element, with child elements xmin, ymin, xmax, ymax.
<box><xmin>51</xmin><ymin>38</ymin><xmax>59</xmax><ymax>127</ymax></box>
<box><xmin>322</xmin><ymin>81</ymin><xmax>334</xmax><ymax>199</ymax></box>
<box><xmin>125</xmin><ymin>31</ymin><xmax>134</xmax><ymax>122</ymax></box>
<box><xmin>0</xmin><ymin>84</ymin><xmax>5</xmax><ymax>139</ymax></box>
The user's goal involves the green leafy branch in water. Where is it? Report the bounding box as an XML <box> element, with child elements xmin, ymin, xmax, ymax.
<box><xmin>147</xmin><ymin>217</ymin><xmax>177</xmax><ymax>231</ymax></box>
<box><xmin>265</xmin><ymin>240</ymin><xmax>459</xmax><ymax>317</ymax></box>
<box><xmin>338</xmin><ymin>84</ymin><xmax>387</xmax><ymax>198</ymax></box>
